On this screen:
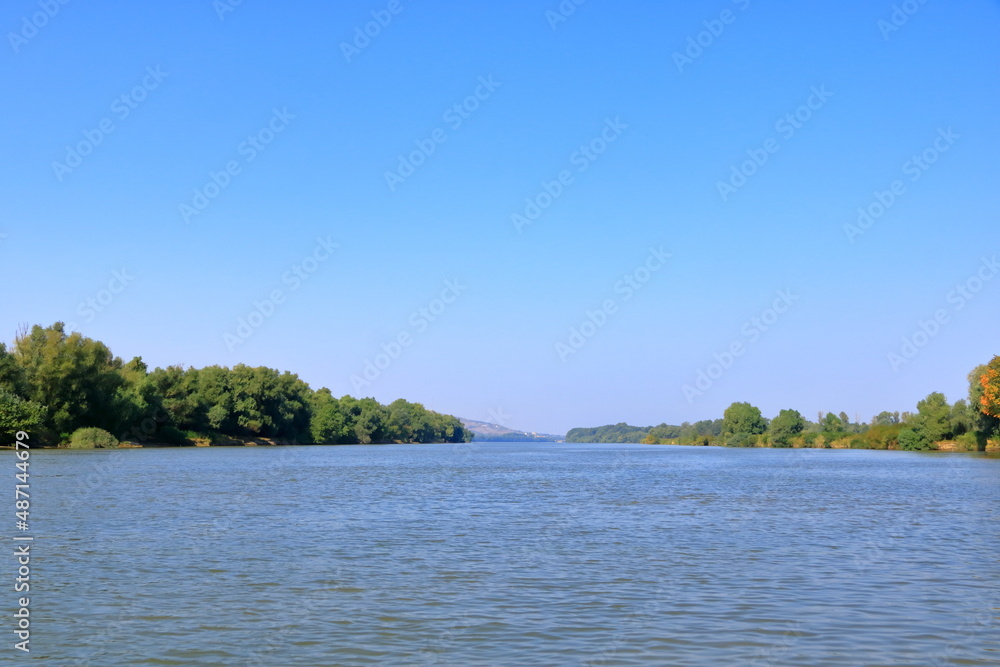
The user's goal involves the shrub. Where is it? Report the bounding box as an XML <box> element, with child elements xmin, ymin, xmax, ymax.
<box><xmin>898</xmin><ymin>427</ymin><xmax>930</xmax><ymax>451</ymax></box>
<box><xmin>955</xmin><ymin>432</ymin><xmax>983</xmax><ymax>452</ymax></box>
<box><xmin>68</xmin><ymin>427</ymin><xmax>118</xmax><ymax>449</ymax></box>
<box><xmin>726</xmin><ymin>432</ymin><xmax>757</xmax><ymax>448</ymax></box>
<box><xmin>863</xmin><ymin>423</ymin><xmax>904</xmax><ymax>450</ymax></box>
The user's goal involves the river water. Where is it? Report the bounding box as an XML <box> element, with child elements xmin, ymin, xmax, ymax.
<box><xmin>24</xmin><ymin>443</ymin><xmax>1000</xmax><ymax>665</ymax></box>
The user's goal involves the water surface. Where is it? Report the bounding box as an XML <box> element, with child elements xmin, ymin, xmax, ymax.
<box><xmin>25</xmin><ymin>443</ymin><xmax>1000</xmax><ymax>665</ymax></box>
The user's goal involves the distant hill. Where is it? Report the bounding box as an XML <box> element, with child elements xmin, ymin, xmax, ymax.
<box><xmin>460</xmin><ymin>418</ymin><xmax>562</xmax><ymax>442</ymax></box>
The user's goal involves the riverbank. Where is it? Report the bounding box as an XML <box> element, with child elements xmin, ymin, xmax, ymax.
<box><xmin>7</xmin><ymin>435</ymin><xmax>471</xmax><ymax>450</ymax></box>
<box><xmin>646</xmin><ymin>437</ymin><xmax>1000</xmax><ymax>453</ymax></box>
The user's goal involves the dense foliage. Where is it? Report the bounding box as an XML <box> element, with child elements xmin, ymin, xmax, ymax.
<box><xmin>566</xmin><ymin>423</ymin><xmax>668</xmax><ymax>444</ymax></box>
<box><xmin>976</xmin><ymin>357</ymin><xmax>1000</xmax><ymax>419</ymax></box>
<box><xmin>69</xmin><ymin>427</ymin><xmax>119</xmax><ymax>449</ymax></box>
<box><xmin>568</xmin><ymin>356</ymin><xmax>999</xmax><ymax>452</ymax></box>
<box><xmin>0</xmin><ymin>323</ymin><xmax>470</xmax><ymax>447</ymax></box>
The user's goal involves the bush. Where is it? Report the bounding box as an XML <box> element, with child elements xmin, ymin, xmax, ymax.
<box><xmin>955</xmin><ymin>432</ymin><xmax>984</xmax><ymax>452</ymax></box>
<box><xmin>726</xmin><ymin>432</ymin><xmax>758</xmax><ymax>448</ymax></box>
<box><xmin>863</xmin><ymin>423</ymin><xmax>903</xmax><ymax>450</ymax></box>
<box><xmin>898</xmin><ymin>427</ymin><xmax>930</xmax><ymax>451</ymax></box>
<box><xmin>68</xmin><ymin>427</ymin><xmax>118</xmax><ymax>449</ymax></box>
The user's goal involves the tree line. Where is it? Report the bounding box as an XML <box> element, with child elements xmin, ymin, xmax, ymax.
<box><xmin>0</xmin><ymin>323</ymin><xmax>471</xmax><ymax>447</ymax></box>
<box><xmin>567</xmin><ymin>357</ymin><xmax>1000</xmax><ymax>451</ymax></box>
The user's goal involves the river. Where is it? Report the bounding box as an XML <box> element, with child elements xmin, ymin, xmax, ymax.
<box><xmin>25</xmin><ymin>442</ymin><xmax>1000</xmax><ymax>665</ymax></box>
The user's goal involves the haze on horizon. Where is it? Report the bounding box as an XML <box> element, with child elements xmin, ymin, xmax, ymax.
<box><xmin>2</xmin><ymin>0</ymin><xmax>998</xmax><ymax>435</ymax></box>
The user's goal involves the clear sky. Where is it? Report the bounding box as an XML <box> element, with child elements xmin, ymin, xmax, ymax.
<box><xmin>2</xmin><ymin>0</ymin><xmax>998</xmax><ymax>435</ymax></box>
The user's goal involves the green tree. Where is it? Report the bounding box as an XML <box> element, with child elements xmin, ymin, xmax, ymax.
<box><xmin>910</xmin><ymin>392</ymin><xmax>952</xmax><ymax>443</ymax></box>
<box><xmin>148</xmin><ymin>365</ymin><xmax>202</xmax><ymax>431</ymax></box>
<box><xmin>770</xmin><ymin>409</ymin><xmax>805</xmax><ymax>447</ymax></box>
<box><xmin>0</xmin><ymin>388</ymin><xmax>45</xmax><ymax>444</ymax></box>
<box><xmin>309</xmin><ymin>389</ymin><xmax>353</xmax><ymax>444</ymax></box>
<box><xmin>949</xmin><ymin>399</ymin><xmax>974</xmax><ymax>437</ymax></box>
<box><xmin>387</xmin><ymin>398</ymin><xmax>419</xmax><ymax>442</ymax></box>
<box><xmin>677</xmin><ymin>419</ymin><xmax>715</xmax><ymax>446</ymax></box>
<box><xmin>872</xmin><ymin>411</ymin><xmax>900</xmax><ymax>426</ymax></box>
<box><xmin>194</xmin><ymin>366</ymin><xmax>233</xmax><ymax>433</ymax></box>
<box><xmin>354</xmin><ymin>399</ymin><xmax>388</xmax><ymax>444</ymax></box>
<box><xmin>0</xmin><ymin>343</ymin><xmax>27</xmax><ymax>396</ymax></box>
<box><xmin>110</xmin><ymin>356</ymin><xmax>170</xmax><ymax>441</ymax></box>
<box><xmin>2</xmin><ymin>323</ymin><xmax>481</xmax><ymax>448</ymax></box>
<box><xmin>722</xmin><ymin>402</ymin><xmax>766</xmax><ymax>447</ymax></box>
<box><xmin>12</xmin><ymin>323</ymin><xmax>125</xmax><ymax>438</ymax></box>
<box><xmin>822</xmin><ymin>412</ymin><xmax>845</xmax><ymax>433</ymax></box>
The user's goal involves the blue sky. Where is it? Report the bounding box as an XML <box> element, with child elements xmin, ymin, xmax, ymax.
<box><xmin>2</xmin><ymin>0</ymin><xmax>998</xmax><ymax>434</ymax></box>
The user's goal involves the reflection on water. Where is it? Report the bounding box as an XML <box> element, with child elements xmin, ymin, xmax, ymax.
<box><xmin>27</xmin><ymin>443</ymin><xmax>1000</xmax><ymax>665</ymax></box>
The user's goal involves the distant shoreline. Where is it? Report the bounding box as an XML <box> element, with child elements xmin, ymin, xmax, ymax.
<box><xmin>635</xmin><ymin>439</ymin><xmax>1000</xmax><ymax>454</ymax></box>
<box><xmin>8</xmin><ymin>439</ymin><xmax>998</xmax><ymax>455</ymax></box>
